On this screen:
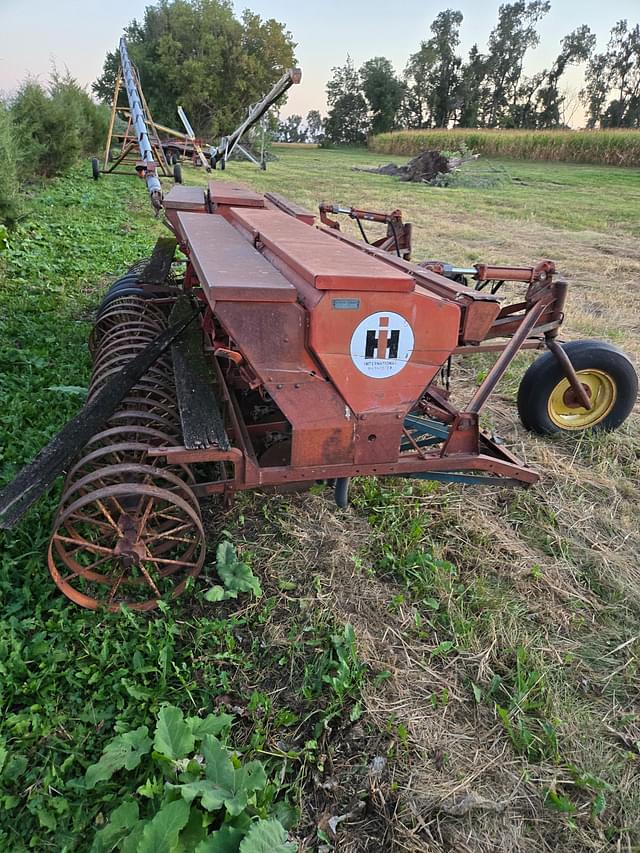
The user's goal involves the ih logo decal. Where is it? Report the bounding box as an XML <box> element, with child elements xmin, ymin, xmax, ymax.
<box><xmin>350</xmin><ymin>311</ymin><xmax>414</xmax><ymax>378</ymax></box>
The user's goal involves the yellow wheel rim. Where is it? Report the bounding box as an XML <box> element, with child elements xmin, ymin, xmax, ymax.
<box><xmin>547</xmin><ymin>369</ymin><xmax>617</xmax><ymax>430</ymax></box>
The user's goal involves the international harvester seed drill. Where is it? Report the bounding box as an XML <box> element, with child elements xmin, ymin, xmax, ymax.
<box><xmin>0</xmin><ymin>44</ymin><xmax>636</xmax><ymax>611</ymax></box>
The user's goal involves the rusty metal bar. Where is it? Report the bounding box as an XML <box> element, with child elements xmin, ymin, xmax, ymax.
<box><xmin>546</xmin><ymin>338</ymin><xmax>593</xmax><ymax>410</ymax></box>
<box><xmin>466</xmin><ymin>301</ymin><xmax>547</xmax><ymax>414</ymax></box>
<box><xmin>453</xmin><ymin>340</ymin><xmax>544</xmax><ymax>355</ymax></box>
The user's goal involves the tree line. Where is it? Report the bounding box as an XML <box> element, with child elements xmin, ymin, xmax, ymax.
<box><xmin>309</xmin><ymin>4</ymin><xmax>640</xmax><ymax>144</ymax></box>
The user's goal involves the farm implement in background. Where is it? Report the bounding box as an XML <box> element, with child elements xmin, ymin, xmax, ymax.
<box><xmin>92</xmin><ymin>39</ymin><xmax>181</xmax><ymax>203</ymax></box>
<box><xmin>147</xmin><ymin>107</ymin><xmax>214</xmax><ymax>172</ymax></box>
<box><xmin>94</xmin><ymin>37</ymin><xmax>300</xmax><ymax>203</ymax></box>
<box><xmin>208</xmin><ymin>68</ymin><xmax>301</xmax><ymax>171</ymax></box>
<box><xmin>1</xmin><ymin>177</ymin><xmax>637</xmax><ymax>612</ymax></box>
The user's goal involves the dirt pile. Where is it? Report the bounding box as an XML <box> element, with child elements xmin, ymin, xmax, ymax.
<box><xmin>354</xmin><ymin>149</ymin><xmax>477</xmax><ymax>183</ymax></box>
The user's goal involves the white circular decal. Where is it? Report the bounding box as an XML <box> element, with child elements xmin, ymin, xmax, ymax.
<box><xmin>350</xmin><ymin>311</ymin><xmax>414</xmax><ymax>378</ymax></box>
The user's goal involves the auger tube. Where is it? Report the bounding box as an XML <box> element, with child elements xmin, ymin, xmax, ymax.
<box><xmin>119</xmin><ymin>37</ymin><xmax>163</xmax><ymax>210</ymax></box>
<box><xmin>211</xmin><ymin>67</ymin><xmax>301</xmax><ymax>167</ymax></box>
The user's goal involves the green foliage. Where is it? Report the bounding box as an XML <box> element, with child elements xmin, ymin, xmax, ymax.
<box><xmin>324</xmin><ymin>56</ymin><xmax>369</xmax><ymax>144</ymax></box>
<box><xmin>301</xmin><ymin>622</ymin><xmax>366</xmax><ymax>727</ymax></box>
<box><xmin>93</xmin><ymin>1</ymin><xmax>296</xmax><ymax>139</ymax></box>
<box><xmin>205</xmin><ymin>541</ymin><xmax>262</xmax><ymax>602</ymax></box>
<box><xmin>583</xmin><ymin>20</ymin><xmax>640</xmax><ymax>128</ymax></box>
<box><xmin>359</xmin><ymin>57</ymin><xmax>404</xmax><ymax>135</ymax></box>
<box><xmin>334</xmin><ymin>7</ymin><xmax>637</xmax><ymax>130</ymax></box>
<box><xmin>305</xmin><ymin>110</ymin><xmax>325</xmax><ymax>144</ymax></box>
<box><xmin>277</xmin><ymin>115</ymin><xmax>306</xmax><ymax>144</ymax></box>
<box><xmin>85</xmin><ymin>727</ymin><xmax>153</xmax><ymax>789</ymax></box>
<box><xmin>370</xmin><ymin>128</ymin><xmax>640</xmax><ymax>166</ymax></box>
<box><xmin>482</xmin><ymin>1</ymin><xmax>551</xmax><ymax>127</ymax></box>
<box><xmin>404</xmin><ymin>10</ymin><xmax>463</xmax><ymax>129</ymax></box>
<box><xmin>11</xmin><ymin>71</ymin><xmax>109</xmax><ymax>178</ymax></box>
<box><xmin>489</xmin><ymin>647</ymin><xmax>559</xmax><ymax>763</ymax></box>
<box><xmin>0</xmin><ymin>101</ymin><xmax>21</xmax><ymax>225</ymax></box>
<box><xmin>88</xmin><ymin>705</ymin><xmax>295</xmax><ymax>851</ymax></box>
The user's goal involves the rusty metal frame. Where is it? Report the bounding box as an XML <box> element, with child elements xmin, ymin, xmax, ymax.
<box><xmin>319</xmin><ymin>203</ymin><xmax>412</xmax><ymax>259</ymax></box>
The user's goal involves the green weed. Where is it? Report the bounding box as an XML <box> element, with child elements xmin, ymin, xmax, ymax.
<box><xmin>86</xmin><ymin>704</ymin><xmax>297</xmax><ymax>851</ymax></box>
<box><xmin>489</xmin><ymin>646</ymin><xmax>560</xmax><ymax>763</ymax></box>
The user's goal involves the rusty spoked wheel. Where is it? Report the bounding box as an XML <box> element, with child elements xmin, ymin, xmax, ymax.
<box><xmin>48</xmin><ymin>475</ymin><xmax>205</xmax><ymax>611</ymax></box>
<box><xmin>88</xmin><ymin>369</ymin><xmax>177</xmax><ymax>402</ymax></box>
<box><xmin>106</xmin><ymin>409</ymin><xmax>182</xmax><ymax>436</ymax></box>
<box><xmin>66</xmin><ymin>444</ymin><xmax>194</xmax><ymax>484</ymax></box>
<box><xmin>90</xmin><ymin>305</ymin><xmax>167</xmax><ymax>353</ymax></box>
<box><xmin>85</xmin><ymin>425</ymin><xmax>177</xmax><ymax>450</ymax></box>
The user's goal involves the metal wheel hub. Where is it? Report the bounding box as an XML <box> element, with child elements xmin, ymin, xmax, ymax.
<box><xmin>548</xmin><ymin>369</ymin><xmax>617</xmax><ymax>429</ymax></box>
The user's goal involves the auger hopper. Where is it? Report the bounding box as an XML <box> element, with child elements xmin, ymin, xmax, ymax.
<box><xmin>1</xmin><ymin>181</ymin><xmax>637</xmax><ymax>612</ymax></box>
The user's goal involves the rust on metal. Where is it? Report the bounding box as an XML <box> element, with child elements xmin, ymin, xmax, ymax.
<box><xmin>231</xmin><ymin>208</ymin><xmax>415</xmax><ymax>292</ymax></box>
<box><xmin>208</xmin><ymin>180</ymin><xmax>265</xmax><ymax>209</ymax></box>
<box><xmin>176</xmin><ymin>211</ymin><xmax>297</xmax><ymax>303</ymax></box>
<box><xmin>6</xmin><ymin>171</ymin><xmax>629</xmax><ymax>613</ymax></box>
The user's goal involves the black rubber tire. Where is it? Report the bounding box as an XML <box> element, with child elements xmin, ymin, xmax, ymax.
<box><xmin>517</xmin><ymin>340</ymin><xmax>638</xmax><ymax>435</ymax></box>
<box><xmin>334</xmin><ymin>477</ymin><xmax>350</xmax><ymax>508</ymax></box>
<box><xmin>173</xmin><ymin>163</ymin><xmax>183</xmax><ymax>184</ymax></box>
<box><xmin>91</xmin><ymin>158</ymin><xmax>100</xmax><ymax>180</ymax></box>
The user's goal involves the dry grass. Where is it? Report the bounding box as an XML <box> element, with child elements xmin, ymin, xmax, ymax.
<box><xmin>181</xmin><ymin>149</ymin><xmax>640</xmax><ymax>851</ymax></box>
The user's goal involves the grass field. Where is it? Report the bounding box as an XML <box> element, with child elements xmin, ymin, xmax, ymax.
<box><xmin>1</xmin><ymin>147</ymin><xmax>640</xmax><ymax>852</ymax></box>
<box><xmin>370</xmin><ymin>129</ymin><xmax>640</xmax><ymax>167</ymax></box>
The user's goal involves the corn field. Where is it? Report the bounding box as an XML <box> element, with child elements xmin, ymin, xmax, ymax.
<box><xmin>369</xmin><ymin>129</ymin><xmax>640</xmax><ymax>167</ymax></box>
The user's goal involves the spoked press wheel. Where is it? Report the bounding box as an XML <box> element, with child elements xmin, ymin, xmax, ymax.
<box><xmin>48</xmin><ymin>474</ymin><xmax>205</xmax><ymax>611</ymax></box>
<box><xmin>517</xmin><ymin>340</ymin><xmax>638</xmax><ymax>435</ymax></box>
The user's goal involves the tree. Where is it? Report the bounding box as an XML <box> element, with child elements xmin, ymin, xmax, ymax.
<box><xmin>404</xmin><ymin>10</ymin><xmax>463</xmax><ymax>128</ymax></box>
<box><xmin>457</xmin><ymin>45</ymin><xmax>488</xmax><ymax>127</ymax></box>
<box><xmin>93</xmin><ymin>0</ymin><xmax>296</xmax><ymax>138</ymax></box>
<box><xmin>0</xmin><ymin>101</ymin><xmax>21</xmax><ymax>225</ymax></box>
<box><xmin>324</xmin><ymin>56</ymin><xmax>369</xmax><ymax>143</ymax></box>
<box><xmin>484</xmin><ymin>1</ymin><xmax>550</xmax><ymax>127</ymax></box>
<box><xmin>277</xmin><ymin>114</ymin><xmax>306</xmax><ymax>142</ymax></box>
<box><xmin>582</xmin><ymin>20</ymin><xmax>640</xmax><ymax>128</ymax></box>
<box><xmin>12</xmin><ymin>72</ymin><xmax>109</xmax><ymax>177</ymax></box>
<box><xmin>535</xmin><ymin>26</ymin><xmax>595</xmax><ymax>127</ymax></box>
<box><xmin>511</xmin><ymin>70</ymin><xmax>547</xmax><ymax>128</ymax></box>
<box><xmin>305</xmin><ymin>109</ymin><xmax>325</xmax><ymax>142</ymax></box>
<box><xmin>359</xmin><ymin>57</ymin><xmax>404</xmax><ymax>134</ymax></box>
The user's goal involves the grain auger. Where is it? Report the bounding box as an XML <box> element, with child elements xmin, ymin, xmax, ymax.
<box><xmin>1</xmin><ymin>181</ymin><xmax>637</xmax><ymax>612</ymax></box>
<box><xmin>93</xmin><ymin>38</ymin><xmax>301</xmax><ymax>203</ymax></box>
<box><xmin>92</xmin><ymin>39</ymin><xmax>181</xmax><ymax>208</ymax></box>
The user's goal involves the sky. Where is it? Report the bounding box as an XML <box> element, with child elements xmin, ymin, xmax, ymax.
<box><xmin>1</xmin><ymin>0</ymin><xmax>638</xmax><ymax>125</ymax></box>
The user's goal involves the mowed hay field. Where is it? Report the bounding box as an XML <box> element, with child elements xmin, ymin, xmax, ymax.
<box><xmin>0</xmin><ymin>146</ymin><xmax>639</xmax><ymax>852</ymax></box>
